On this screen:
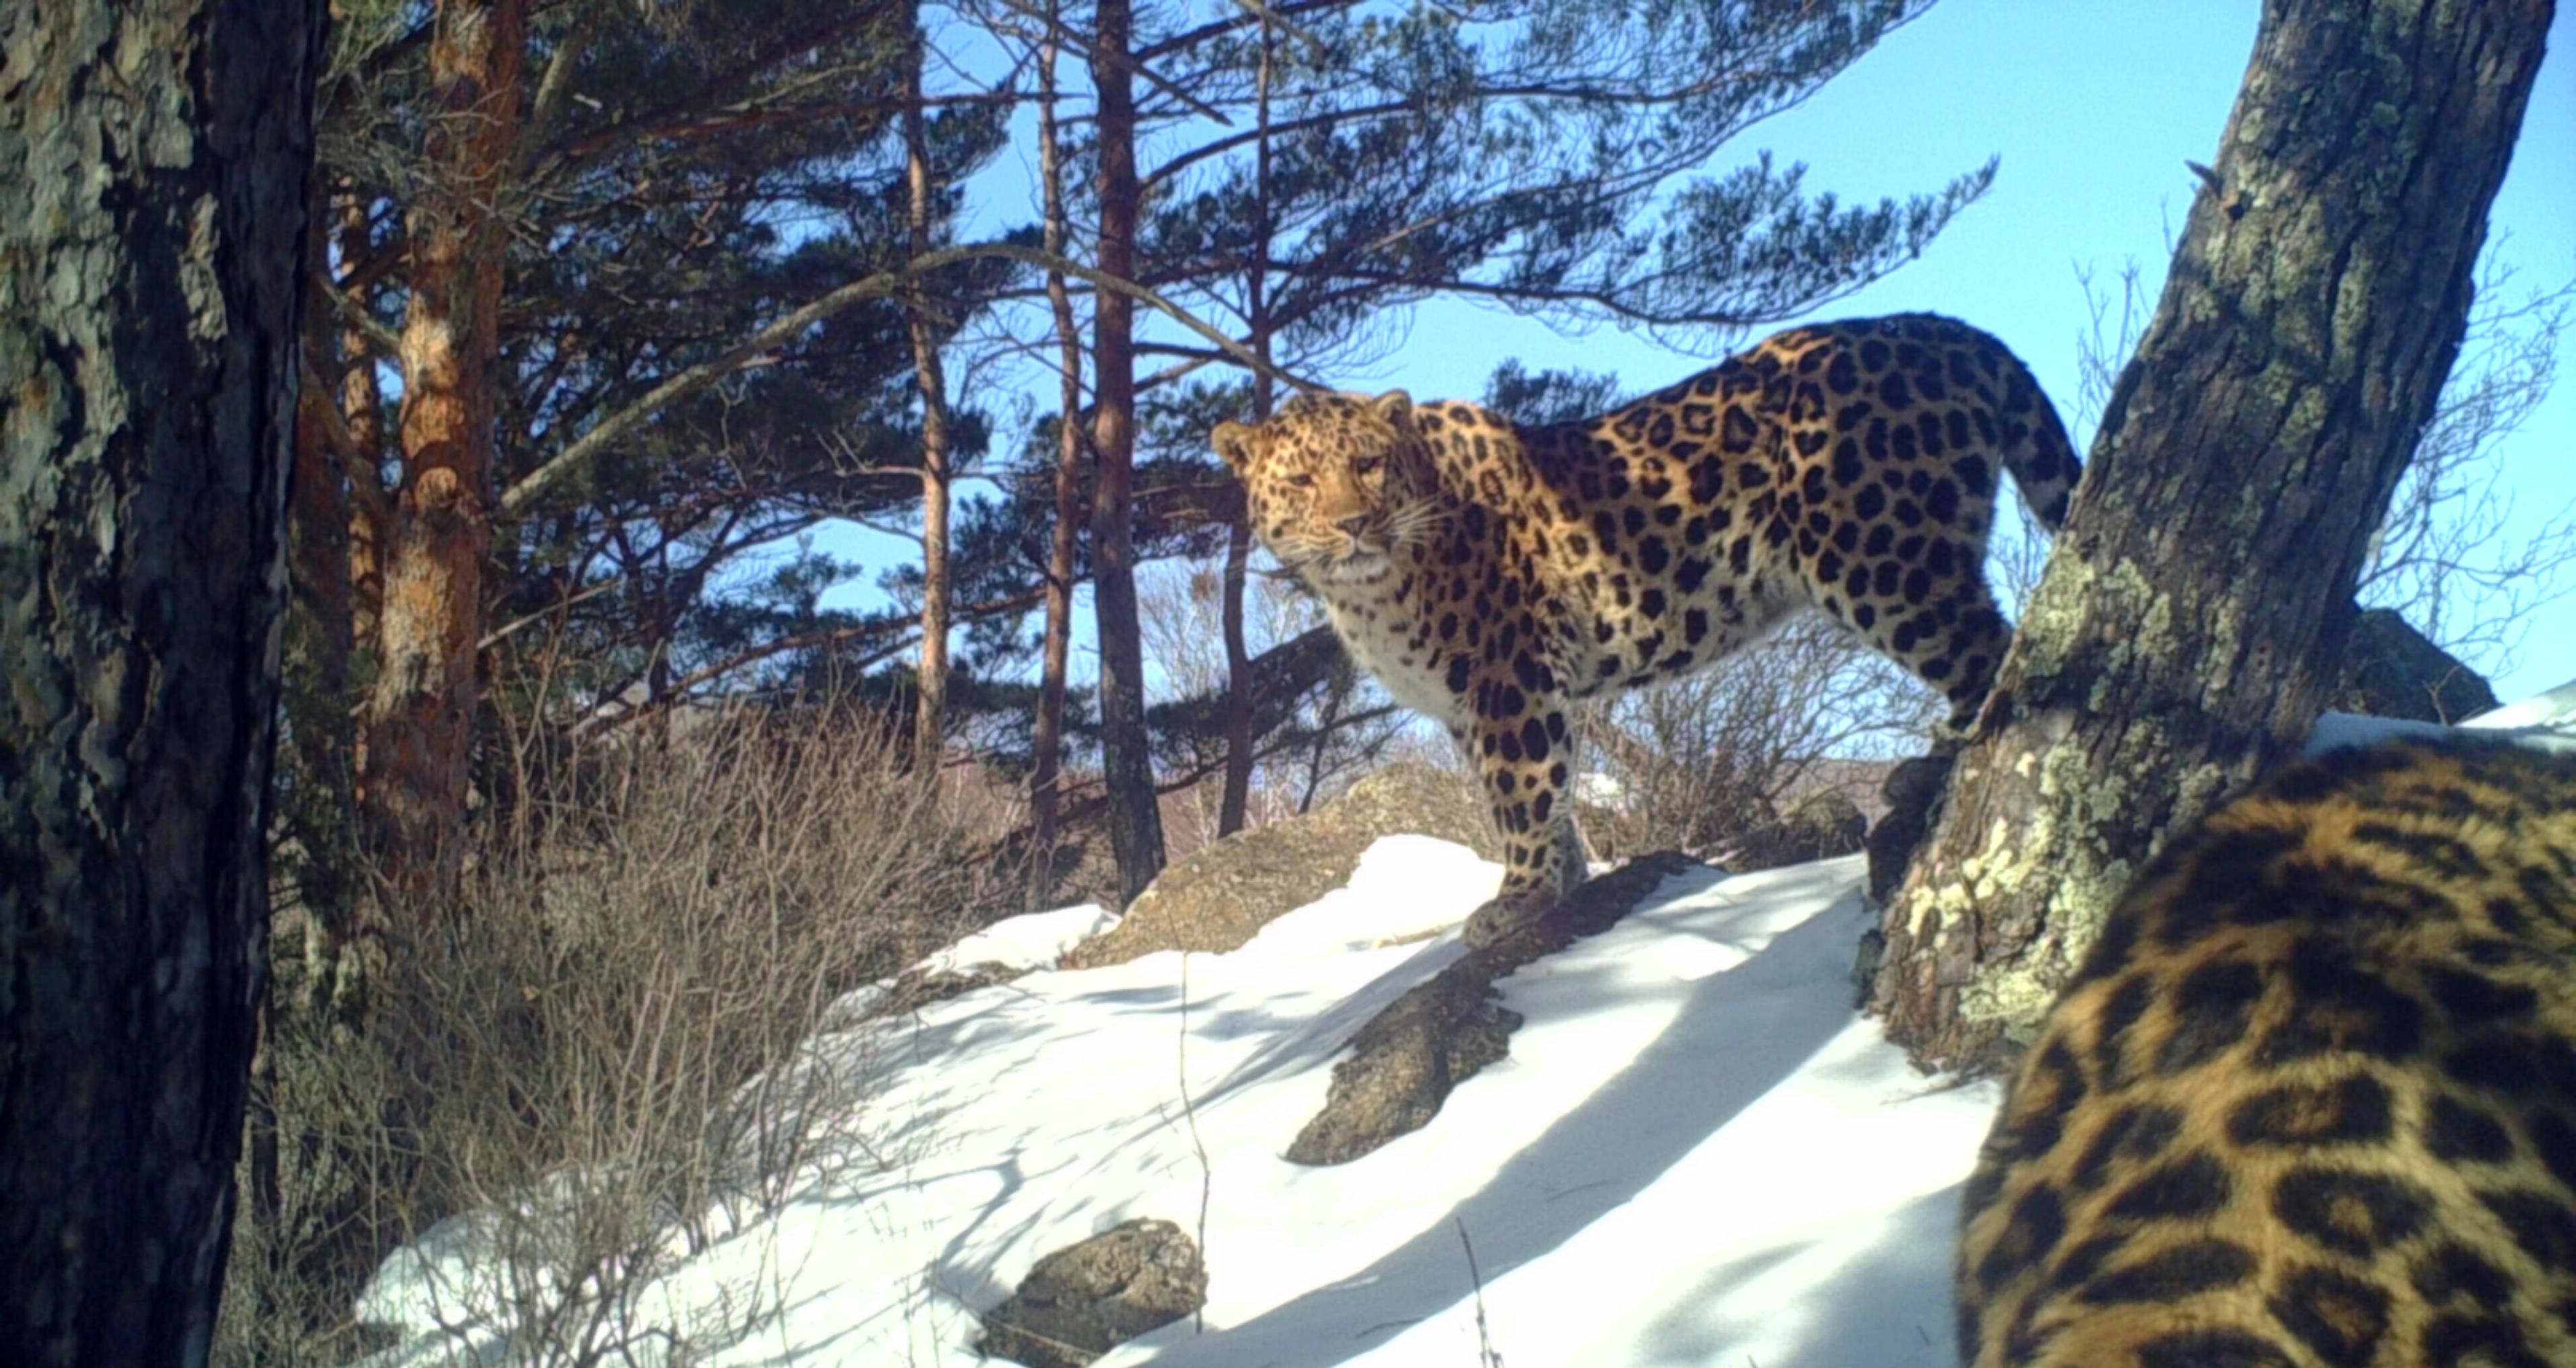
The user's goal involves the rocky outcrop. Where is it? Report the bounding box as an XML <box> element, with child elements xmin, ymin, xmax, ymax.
<box><xmin>1285</xmin><ymin>851</ymin><xmax>1704</xmax><ymax>1165</ymax></box>
<box><xmin>2326</xmin><ymin>607</ymin><xmax>2498</xmax><ymax>723</ymax></box>
<box><xmin>978</xmin><ymin>1218</ymin><xmax>1207</xmax><ymax>1368</ymax></box>
<box><xmin>1864</xmin><ymin>753</ymin><xmax>1955</xmax><ymax>906</ymax></box>
<box><xmin>1064</xmin><ymin>762</ymin><xmax>1496</xmax><ymax>968</ymax></box>
<box><xmin>1730</xmin><ymin>788</ymin><xmax>1868</xmax><ymax>872</ymax></box>
<box><xmin>861</xmin><ymin>961</ymin><xmax>1029</xmax><ymax>1022</ymax></box>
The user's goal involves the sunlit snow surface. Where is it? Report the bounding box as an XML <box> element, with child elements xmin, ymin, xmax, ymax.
<box><xmin>358</xmin><ymin>682</ymin><xmax>2576</xmax><ymax>1368</ymax></box>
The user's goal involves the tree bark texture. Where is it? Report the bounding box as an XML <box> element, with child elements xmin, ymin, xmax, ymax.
<box><xmin>1219</xmin><ymin>512</ymin><xmax>1256</xmax><ymax>834</ymax></box>
<box><xmin>339</xmin><ymin>199</ymin><xmax>389</xmax><ymax>660</ymax></box>
<box><xmin>284</xmin><ymin>189</ymin><xmax>368</xmax><ymax>1016</ymax></box>
<box><xmin>904</xmin><ymin>15</ymin><xmax>953</xmax><ymax>770</ymax></box>
<box><xmin>1218</xmin><ymin>27</ymin><xmax>1277</xmax><ymax>840</ymax></box>
<box><xmin>364</xmin><ymin>0</ymin><xmax>525</xmax><ymax>890</ymax></box>
<box><xmin>1870</xmin><ymin>0</ymin><xmax>2552</xmax><ymax>1072</ymax></box>
<box><xmin>0</xmin><ymin>0</ymin><xmax>319</xmax><ymax>1361</ymax></box>
<box><xmin>1089</xmin><ymin>0</ymin><xmax>1167</xmax><ymax>905</ymax></box>
<box><xmin>1029</xmin><ymin>18</ymin><xmax>1082</xmax><ymax>896</ymax></box>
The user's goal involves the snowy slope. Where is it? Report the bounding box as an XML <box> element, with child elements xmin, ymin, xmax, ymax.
<box><xmin>357</xmin><ymin>680</ymin><xmax>2576</xmax><ymax>1368</ymax></box>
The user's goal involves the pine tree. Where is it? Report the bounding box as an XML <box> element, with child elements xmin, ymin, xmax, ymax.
<box><xmin>304</xmin><ymin>0</ymin><xmax>1022</xmax><ymax>880</ymax></box>
<box><xmin>364</xmin><ymin>0</ymin><xmax>527</xmax><ymax>892</ymax></box>
<box><xmin>1091</xmin><ymin>0</ymin><xmax>1991</xmax><ymax>860</ymax></box>
<box><xmin>0</xmin><ymin>1</ymin><xmax>321</xmax><ymax>1358</ymax></box>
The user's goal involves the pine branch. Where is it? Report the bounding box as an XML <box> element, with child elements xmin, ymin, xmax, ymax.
<box><xmin>499</xmin><ymin>242</ymin><xmax>1316</xmax><ymax>520</ymax></box>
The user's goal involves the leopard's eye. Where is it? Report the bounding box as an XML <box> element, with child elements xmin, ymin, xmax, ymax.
<box><xmin>1284</xmin><ymin>472</ymin><xmax>1316</xmax><ymax>489</ymax></box>
<box><xmin>1352</xmin><ymin>456</ymin><xmax>1384</xmax><ymax>477</ymax></box>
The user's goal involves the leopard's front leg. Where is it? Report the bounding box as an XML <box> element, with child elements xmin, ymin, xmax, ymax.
<box><xmin>1460</xmin><ymin>692</ymin><xmax>1582</xmax><ymax>948</ymax></box>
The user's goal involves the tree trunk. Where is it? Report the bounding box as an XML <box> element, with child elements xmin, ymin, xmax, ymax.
<box><xmin>1217</xmin><ymin>19</ymin><xmax>1277</xmax><ymax>839</ymax></box>
<box><xmin>904</xmin><ymin>11</ymin><xmax>953</xmax><ymax>772</ymax></box>
<box><xmin>1089</xmin><ymin>0</ymin><xmax>1167</xmax><ymax>905</ymax></box>
<box><xmin>341</xmin><ymin>199</ymin><xmax>389</xmax><ymax>662</ymax></box>
<box><xmin>284</xmin><ymin>187</ymin><xmax>369</xmax><ymax>1017</ymax></box>
<box><xmin>1870</xmin><ymin>0</ymin><xmax>2552</xmax><ymax>1073</ymax></box>
<box><xmin>1219</xmin><ymin>513</ymin><xmax>1257</xmax><ymax>833</ymax></box>
<box><xmin>364</xmin><ymin>0</ymin><xmax>525</xmax><ymax>892</ymax></box>
<box><xmin>0</xmin><ymin>0</ymin><xmax>319</xmax><ymax>1360</ymax></box>
<box><xmin>1029</xmin><ymin>16</ymin><xmax>1083</xmax><ymax>900</ymax></box>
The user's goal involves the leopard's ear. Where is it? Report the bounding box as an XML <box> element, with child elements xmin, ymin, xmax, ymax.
<box><xmin>1370</xmin><ymin>390</ymin><xmax>1414</xmax><ymax>427</ymax></box>
<box><xmin>1210</xmin><ymin>419</ymin><xmax>1257</xmax><ymax>472</ymax></box>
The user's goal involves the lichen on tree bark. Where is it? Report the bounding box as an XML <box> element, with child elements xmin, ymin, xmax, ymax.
<box><xmin>1869</xmin><ymin>0</ymin><xmax>2554</xmax><ymax>1073</ymax></box>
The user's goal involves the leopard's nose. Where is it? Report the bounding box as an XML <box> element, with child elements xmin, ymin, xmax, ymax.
<box><xmin>1336</xmin><ymin>513</ymin><xmax>1372</xmax><ymax>536</ymax></box>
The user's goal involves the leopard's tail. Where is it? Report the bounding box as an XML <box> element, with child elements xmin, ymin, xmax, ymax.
<box><xmin>1997</xmin><ymin>355</ymin><xmax>2082</xmax><ymax>533</ymax></box>
<box><xmin>1896</xmin><ymin>313</ymin><xmax>2082</xmax><ymax>531</ymax></box>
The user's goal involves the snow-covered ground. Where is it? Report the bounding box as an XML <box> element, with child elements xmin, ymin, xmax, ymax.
<box><xmin>357</xmin><ymin>685</ymin><xmax>2576</xmax><ymax>1368</ymax></box>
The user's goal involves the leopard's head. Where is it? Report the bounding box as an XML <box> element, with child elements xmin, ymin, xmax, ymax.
<box><xmin>1211</xmin><ymin>390</ymin><xmax>1442</xmax><ymax>586</ymax></box>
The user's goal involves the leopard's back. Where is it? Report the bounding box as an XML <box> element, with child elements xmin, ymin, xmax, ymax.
<box><xmin>1957</xmin><ymin>739</ymin><xmax>2576</xmax><ymax>1368</ymax></box>
<box><xmin>1409</xmin><ymin>313</ymin><xmax>2081</xmax><ymax>719</ymax></box>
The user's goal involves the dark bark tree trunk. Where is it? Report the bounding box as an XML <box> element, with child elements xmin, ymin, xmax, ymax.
<box><xmin>0</xmin><ymin>0</ymin><xmax>320</xmax><ymax>1360</ymax></box>
<box><xmin>1089</xmin><ymin>0</ymin><xmax>1167</xmax><ymax>905</ymax></box>
<box><xmin>1870</xmin><ymin>0</ymin><xmax>2553</xmax><ymax>1073</ymax></box>
<box><xmin>364</xmin><ymin>0</ymin><xmax>525</xmax><ymax>892</ymax></box>
<box><xmin>904</xmin><ymin>6</ymin><xmax>953</xmax><ymax>771</ymax></box>
<box><xmin>1217</xmin><ymin>19</ymin><xmax>1277</xmax><ymax>839</ymax></box>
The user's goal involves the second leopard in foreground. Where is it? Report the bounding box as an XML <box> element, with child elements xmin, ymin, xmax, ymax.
<box><xmin>1958</xmin><ymin>739</ymin><xmax>2576</xmax><ymax>1367</ymax></box>
<box><xmin>1211</xmin><ymin>313</ymin><xmax>2079</xmax><ymax>945</ymax></box>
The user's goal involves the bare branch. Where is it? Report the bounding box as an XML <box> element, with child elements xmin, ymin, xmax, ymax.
<box><xmin>586</xmin><ymin>587</ymin><xmax>1052</xmax><ymax>735</ymax></box>
<box><xmin>322</xmin><ymin>282</ymin><xmax>405</xmax><ymax>366</ymax></box>
<box><xmin>975</xmin><ymin>0</ymin><xmax>1237</xmax><ymax>127</ymax></box>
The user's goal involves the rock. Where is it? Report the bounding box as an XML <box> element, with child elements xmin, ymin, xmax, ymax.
<box><xmin>1850</xmin><ymin>924</ymin><xmax>1887</xmax><ymax>1010</ymax></box>
<box><xmin>978</xmin><ymin>1218</ymin><xmax>1207</xmax><ymax>1368</ymax></box>
<box><xmin>1285</xmin><ymin>851</ymin><xmax>1703</xmax><ymax>1165</ymax></box>
<box><xmin>1730</xmin><ymin>788</ymin><xmax>1868</xmax><ymax>872</ymax></box>
<box><xmin>2326</xmin><ymin>607</ymin><xmax>2498</xmax><ymax>723</ymax></box>
<box><xmin>1865</xmin><ymin>753</ymin><xmax>1955</xmax><ymax>906</ymax></box>
<box><xmin>1064</xmin><ymin>762</ymin><xmax>1497</xmax><ymax>968</ymax></box>
<box><xmin>1282</xmin><ymin>979</ymin><xmax>1521</xmax><ymax>1167</ymax></box>
<box><xmin>860</xmin><ymin>961</ymin><xmax>1028</xmax><ymax>1024</ymax></box>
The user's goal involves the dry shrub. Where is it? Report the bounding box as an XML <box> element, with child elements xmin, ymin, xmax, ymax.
<box><xmin>219</xmin><ymin>711</ymin><xmax>1003</xmax><ymax>1367</ymax></box>
<box><xmin>1574</xmin><ymin>619</ymin><xmax>1939</xmax><ymax>864</ymax></box>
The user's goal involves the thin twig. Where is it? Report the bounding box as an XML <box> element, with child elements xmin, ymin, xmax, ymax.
<box><xmin>1178</xmin><ymin>951</ymin><xmax>1213</xmax><ymax>1333</ymax></box>
<box><xmin>1456</xmin><ymin>1217</ymin><xmax>1503</xmax><ymax>1368</ymax></box>
<box><xmin>478</xmin><ymin>576</ymin><xmax>626</xmax><ymax>650</ymax></box>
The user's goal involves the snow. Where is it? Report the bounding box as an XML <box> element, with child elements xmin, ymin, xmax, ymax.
<box><xmin>2305</xmin><ymin>674</ymin><xmax>2576</xmax><ymax>757</ymax></box>
<box><xmin>2465</xmin><ymin>675</ymin><xmax>2576</xmax><ymax>731</ymax></box>
<box><xmin>355</xmin><ymin>682</ymin><xmax>2576</xmax><ymax>1368</ymax></box>
<box><xmin>922</xmin><ymin>901</ymin><xmax>1124</xmax><ymax>974</ymax></box>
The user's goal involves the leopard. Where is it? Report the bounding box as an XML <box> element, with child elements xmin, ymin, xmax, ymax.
<box><xmin>1210</xmin><ymin>313</ymin><xmax>2080</xmax><ymax>947</ymax></box>
<box><xmin>1956</xmin><ymin>737</ymin><xmax>2576</xmax><ymax>1368</ymax></box>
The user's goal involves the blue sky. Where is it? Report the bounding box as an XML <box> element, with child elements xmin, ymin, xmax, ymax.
<box><xmin>842</xmin><ymin>0</ymin><xmax>2576</xmax><ymax>706</ymax></box>
<box><xmin>1365</xmin><ymin>0</ymin><xmax>2576</xmax><ymax>700</ymax></box>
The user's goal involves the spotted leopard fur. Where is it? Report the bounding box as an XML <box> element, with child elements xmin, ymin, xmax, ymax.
<box><xmin>1210</xmin><ymin>313</ymin><xmax>2080</xmax><ymax>945</ymax></box>
<box><xmin>1957</xmin><ymin>738</ymin><xmax>2576</xmax><ymax>1368</ymax></box>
